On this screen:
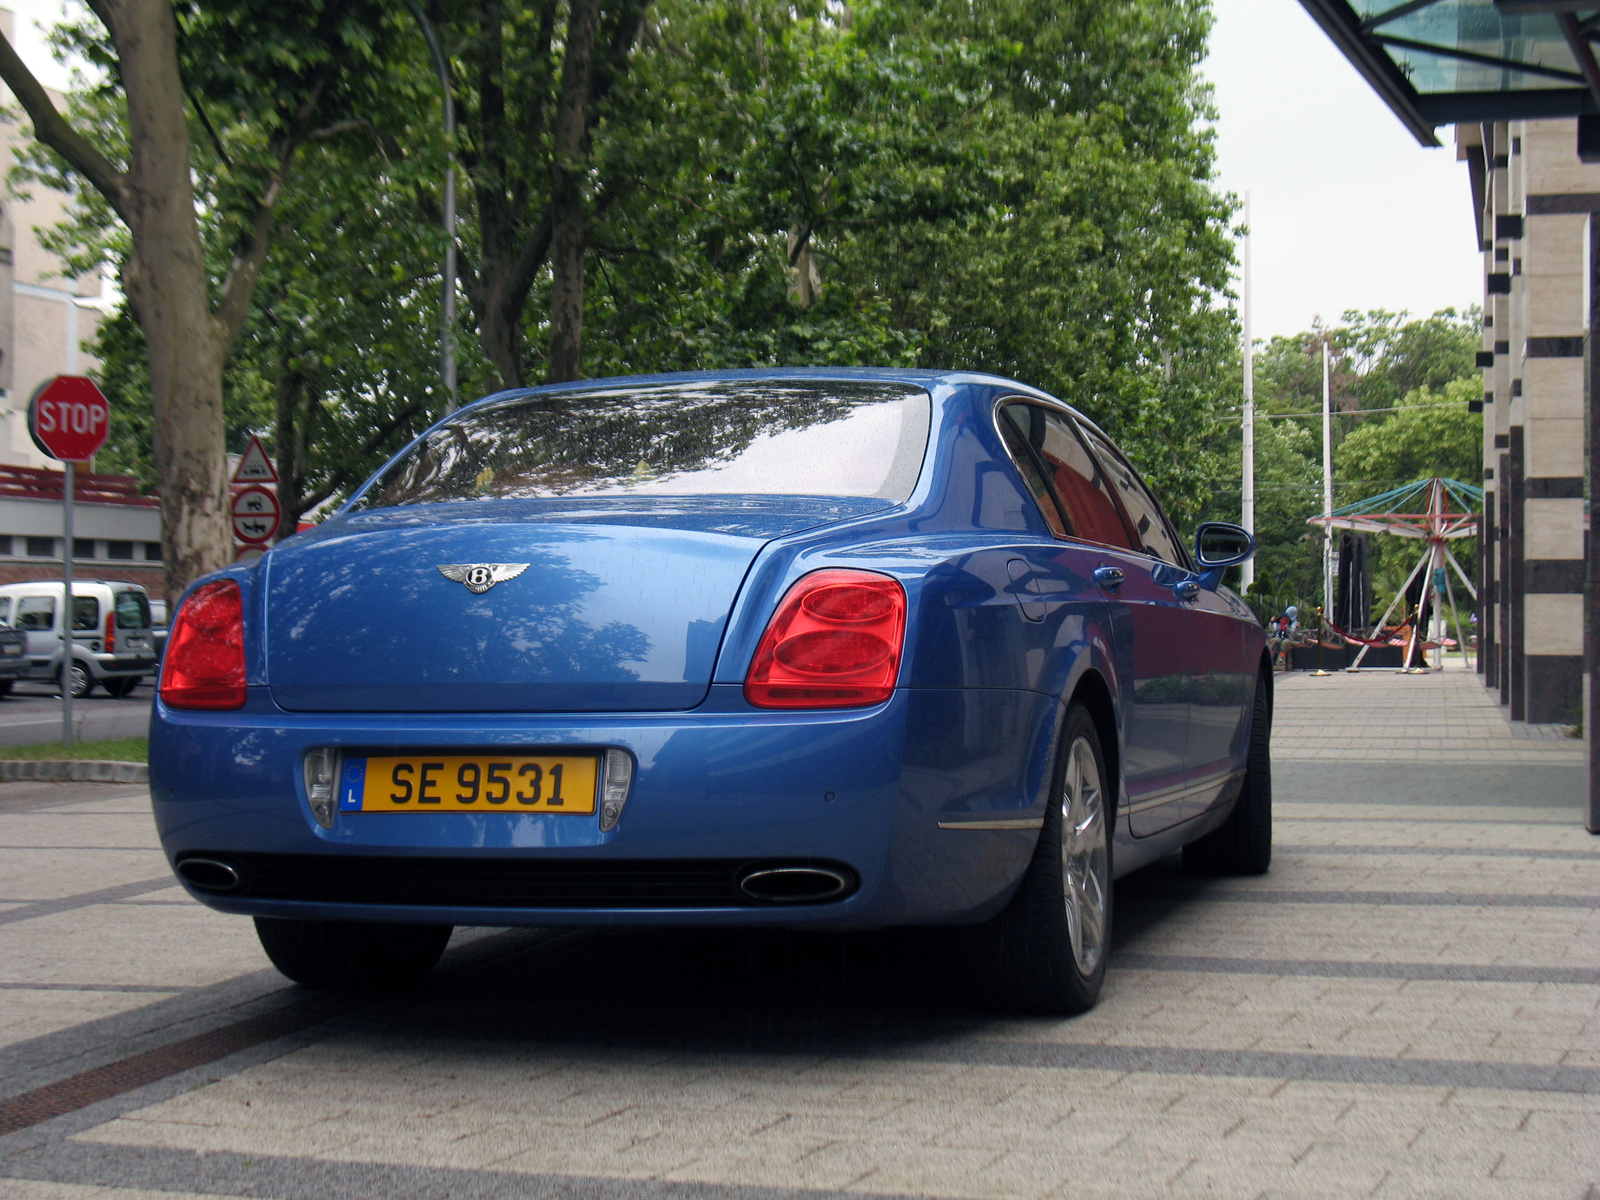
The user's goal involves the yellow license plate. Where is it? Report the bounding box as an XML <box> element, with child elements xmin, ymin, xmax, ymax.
<box><xmin>339</xmin><ymin>755</ymin><xmax>598</xmax><ymax>814</ymax></box>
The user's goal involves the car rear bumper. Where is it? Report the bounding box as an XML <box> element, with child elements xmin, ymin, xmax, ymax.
<box><xmin>90</xmin><ymin>653</ymin><xmax>156</xmax><ymax>677</ymax></box>
<box><xmin>150</xmin><ymin>684</ymin><xmax>1062</xmax><ymax>930</ymax></box>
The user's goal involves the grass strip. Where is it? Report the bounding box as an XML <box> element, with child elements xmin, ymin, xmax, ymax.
<box><xmin>0</xmin><ymin>736</ymin><xmax>148</xmax><ymax>762</ymax></box>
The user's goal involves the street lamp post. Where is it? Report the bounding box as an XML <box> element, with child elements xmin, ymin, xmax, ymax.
<box><xmin>1240</xmin><ymin>193</ymin><xmax>1255</xmax><ymax>591</ymax></box>
<box><xmin>410</xmin><ymin>4</ymin><xmax>458</xmax><ymax>415</ymax></box>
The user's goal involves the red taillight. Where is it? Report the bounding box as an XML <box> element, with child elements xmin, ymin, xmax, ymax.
<box><xmin>745</xmin><ymin>569</ymin><xmax>906</xmax><ymax>709</ymax></box>
<box><xmin>104</xmin><ymin>614</ymin><xmax>114</xmax><ymax>654</ymax></box>
<box><xmin>159</xmin><ymin>580</ymin><xmax>246</xmax><ymax>709</ymax></box>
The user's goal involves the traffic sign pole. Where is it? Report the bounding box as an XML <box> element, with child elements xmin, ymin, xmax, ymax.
<box><xmin>26</xmin><ymin>376</ymin><xmax>112</xmax><ymax>748</ymax></box>
<box><xmin>62</xmin><ymin>461</ymin><xmax>73</xmax><ymax>745</ymax></box>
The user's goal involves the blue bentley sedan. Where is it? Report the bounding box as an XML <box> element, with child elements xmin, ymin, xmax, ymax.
<box><xmin>151</xmin><ymin>370</ymin><xmax>1269</xmax><ymax>1013</ymax></box>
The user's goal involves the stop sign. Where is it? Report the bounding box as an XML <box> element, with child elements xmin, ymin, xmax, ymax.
<box><xmin>28</xmin><ymin>376</ymin><xmax>110</xmax><ymax>463</ymax></box>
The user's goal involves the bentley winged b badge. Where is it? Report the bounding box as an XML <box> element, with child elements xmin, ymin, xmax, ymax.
<box><xmin>437</xmin><ymin>563</ymin><xmax>530</xmax><ymax>594</ymax></box>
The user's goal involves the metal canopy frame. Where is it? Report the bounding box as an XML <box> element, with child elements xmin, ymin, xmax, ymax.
<box><xmin>1307</xmin><ymin>478</ymin><xmax>1483</xmax><ymax>670</ymax></box>
<box><xmin>1300</xmin><ymin>0</ymin><xmax>1600</xmax><ymax>145</ymax></box>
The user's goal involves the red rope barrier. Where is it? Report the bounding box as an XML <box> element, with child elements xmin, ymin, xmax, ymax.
<box><xmin>1322</xmin><ymin>617</ymin><xmax>1396</xmax><ymax>647</ymax></box>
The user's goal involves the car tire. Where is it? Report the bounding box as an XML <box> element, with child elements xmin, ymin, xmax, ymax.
<box><xmin>0</xmin><ymin>680</ymin><xmax>13</xmax><ymax>697</ymax></box>
<box><xmin>253</xmin><ymin>918</ymin><xmax>453</xmax><ymax>991</ymax></box>
<box><xmin>979</xmin><ymin>701</ymin><xmax>1113</xmax><ymax>1015</ymax></box>
<box><xmin>105</xmin><ymin>677</ymin><xmax>139</xmax><ymax>698</ymax></box>
<box><xmin>1183</xmin><ymin>674</ymin><xmax>1272</xmax><ymax>876</ymax></box>
<box><xmin>67</xmin><ymin>662</ymin><xmax>93</xmax><ymax>699</ymax></box>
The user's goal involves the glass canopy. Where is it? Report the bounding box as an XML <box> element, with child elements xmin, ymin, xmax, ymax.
<box><xmin>1301</xmin><ymin>0</ymin><xmax>1600</xmax><ymax>145</ymax></box>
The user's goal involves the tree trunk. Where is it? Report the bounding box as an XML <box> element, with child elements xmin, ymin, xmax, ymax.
<box><xmin>0</xmin><ymin>0</ymin><xmax>332</xmax><ymax>598</ymax></box>
<box><xmin>547</xmin><ymin>0</ymin><xmax>600</xmax><ymax>384</ymax></box>
<box><xmin>108</xmin><ymin>0</ymin><xmax>231</xmax><ymax>598</ymax></box>
<box><xmin>272</xmin><ymin>348</ymin><xmax>308</xmax><ymax>540</ymax></box>
<box><xmin>475</xmin><ymin>276</ymin><xmax>528</xmax><ymax>390</ymax></box>
<box><xmin>787</xmin><ymin>227</ymin><xmax>821</xmax><ymax>307</ymax></box>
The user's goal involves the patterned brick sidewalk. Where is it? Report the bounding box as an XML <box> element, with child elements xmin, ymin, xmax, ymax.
<box><xmin>0</xmin><ymin>683</ymin><xmax>1594</xmax><ymax>1200</ymax></box>
<box><xmin>1272</xmin><ymin>660</ymin><xmax>1585</xmax><ymax>764</ymax></box>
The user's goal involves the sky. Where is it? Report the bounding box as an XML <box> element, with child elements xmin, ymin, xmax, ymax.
<box><xmin>1</xmin><ymin>0</ymin><xmax>1482</xmax><ymax>343</ymax></box>
<box><xmin>1204</xmin><ymin>0</ymin><xmax>1481</xmax><ymax>340</ymax></box>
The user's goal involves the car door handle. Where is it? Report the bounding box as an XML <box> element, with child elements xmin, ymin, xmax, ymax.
<box><xmin>1093</xmin><ymin>566</ymin><xmax>1125</xmax><ymax>591</ymax></box>
<box><xmin>1174</xmin><ymin>579</ymin><xmax>1201</xmax><ymax>602</ymax></box>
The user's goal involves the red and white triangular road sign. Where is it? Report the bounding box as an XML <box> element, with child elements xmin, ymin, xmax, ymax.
<box><xmin>231</xmin><ymin>435</ymin><xmax>278</xmax><ymax>484</ymax></box>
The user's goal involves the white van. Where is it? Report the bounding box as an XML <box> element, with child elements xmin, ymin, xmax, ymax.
<box><xmin>0</xmin><ymin>580</ymin><xmax>158</xmax><ymax>697</ymax></box>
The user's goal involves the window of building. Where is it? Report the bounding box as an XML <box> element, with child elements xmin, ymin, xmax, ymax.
<box><xmin>106</xmin><ymin>540</ymin><xmax>134</xmax><ymax>560</ymax></box>
<box><xmin>15</xmin><ymin>596</ymin><xmax>55</xmax><ymax>631</ymax></box>
<box><xmin>1076</xmin><ymin>426</ymin><xmax>1188</xmax><ymax>566</ymax></box>
<box><xmin>144</xmin><ymin>542</ymin><xmax>162</xmax><ymax>561</ymax></box>
<box><xmin>26</xmin><ymin>537</ymin><xmax>54</xmax><ymax>558</ymax></box>
<box><xmin>0</xmin><ymin>536</ymin><xmax>13</xmax><ymax>557</ymax></box>
<box><xmin>72</xmin><ymin>538</ymin><xmax>96</xmax><ymax>559</ymax></box>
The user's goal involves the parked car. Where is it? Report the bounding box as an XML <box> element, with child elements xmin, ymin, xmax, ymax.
<box><xmin>150</xmin><ymin>371</ymin><xmax>1268</xmax><ymax>1013</ymax></box>
<box><xmin>0</xmin><ymin>580</ymin><xmax>158</xmax><ymax>698</ymax></box>
<box><xmin>0</xmin><ymin>622</ymin><xmax>29</xmax><ymax>695</ymax></box>
<box><xmin>150</xmin><ymin>598</ymin><xmax>169</xmax><ymax>661</ymax></box>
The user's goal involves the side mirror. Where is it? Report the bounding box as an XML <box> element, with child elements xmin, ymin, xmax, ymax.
<box><xmin>1193</xmin><ymin>521</ymin><xmax>1255</xmax><ymax>591</ymax></box>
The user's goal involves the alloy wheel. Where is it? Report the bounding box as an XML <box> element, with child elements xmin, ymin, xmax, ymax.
<box><xmin>1060</xmin><ymin>734</ymin><xmax>1109</xmax><ymax>976</ymax></box>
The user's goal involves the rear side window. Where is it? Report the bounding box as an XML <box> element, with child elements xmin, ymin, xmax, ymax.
<box><xmin>997</xmin><ymin>413</ymin><xmax>1068</xmax><ymax>537</ymax></box>
<box><xmin>1077</xmin><ymin>426</ymin><xmax>1187</xmax><ymax>565</ymax></box>
<box><xmin>114</xmin><ymin>591</ymin><xmax>151</xmax><ymax>629</ymax></box>
<box><xmin>1000</xmin><ymin>404</ymin><xmax>1133</xmax><ymax>549</ymax></box>
<box><xmin>72</xmin><ymin>597</ymin><xmax>99</xmax><ymax>632</ymax></box>
<box><xmin>16</xmin><ymin>596</ymin><xmax>54</xmax><ymax>631</ymax></box>
<box><xmin>356</xmin><ymin>380</ymin><xmax>931</xmax><ymax>508</ymax></box>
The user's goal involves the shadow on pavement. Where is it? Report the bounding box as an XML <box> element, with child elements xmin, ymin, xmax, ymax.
<box><xmin>308</xmin><ymin>858</ymin><xmax>1203</xmax><ymax>1058</ymax></box>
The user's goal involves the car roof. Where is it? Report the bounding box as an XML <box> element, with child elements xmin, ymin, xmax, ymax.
<box><xmin>0</xmin><ymin>580</ymin><xmax>143</xmax><ymax>592</ymax></box>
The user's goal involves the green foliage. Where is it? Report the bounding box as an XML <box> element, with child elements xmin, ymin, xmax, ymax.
<box><xmin>40</xmin><ymin>0</ymin><xmax>1242</xmax><ymax>522</ymax></box>
<box><xmin>840</xmin><ymin>0</ymin><xmax>1239</xmax><ymax>525</ymax></box>
<box><xmin>1201</xmin><ymin>309</ymin><xmax>1483</xmax><ymax>613</ymax></box>
<box><xmin>1336</xmin><ymin>377</ymin><xmax>1484</xmax><ymax>493</ymax></box>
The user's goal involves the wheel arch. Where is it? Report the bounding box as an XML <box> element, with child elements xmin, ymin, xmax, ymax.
<box><xmin>1066</xmin><ymin>668</ymin><xmax>1119</xmax><ymax>823</ymax></box>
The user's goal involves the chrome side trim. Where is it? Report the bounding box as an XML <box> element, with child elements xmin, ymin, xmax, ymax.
<box><xmin>937</xmin><ymin>817</ymin><xmax>1046</xmax><ymax>831</ymax></box>
<box><xmin>1123</xmin><ymin>768</ymin><xmax>1244</xmax><ymax>815</ymax></box>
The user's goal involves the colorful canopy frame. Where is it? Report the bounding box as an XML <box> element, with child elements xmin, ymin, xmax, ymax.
<box><xmin>1307</xmin><ymin>477</ymin><xmax>1482</xmax><ymax>671</ymax></box>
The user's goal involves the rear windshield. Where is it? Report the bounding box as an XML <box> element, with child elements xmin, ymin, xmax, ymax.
<box><xmin>113</xmin><ymin>590</ymin><xmax>150</xmax><ymax>630</ymax></box>
<box><xmin>353</xmin><ymin>380</ymin><xmax>931</xmax><ymax>509</ymax></box>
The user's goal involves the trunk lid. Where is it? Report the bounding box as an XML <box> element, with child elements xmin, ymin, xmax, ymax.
<box><xmin>265</xmin><ymin>496</ymin><xmax>881</xmax><ymax>712</ymax></box>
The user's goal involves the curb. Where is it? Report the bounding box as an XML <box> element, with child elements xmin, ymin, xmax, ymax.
<box><xmin>0</xmin><ymin>760</ymin><xmax>147</xmax><ymax>783</ymax></box>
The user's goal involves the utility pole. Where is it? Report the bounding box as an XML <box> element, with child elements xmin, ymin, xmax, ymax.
<box><xmin>410</xmin><ymin>4</ymin><xmax>458</xmax><ymax>415</ymax></box>
<box><xmin>1241</xmin><ymin>193</ymin><xmax>1255</xmax><ymax>591</ymax></box>
<box><xmin>1322</xmin><ymin>335</ymin><xmax>1334</xmax><ymax>621</ymax></box>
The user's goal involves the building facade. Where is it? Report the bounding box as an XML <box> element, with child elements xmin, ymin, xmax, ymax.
<box><xmin>1299</xmin><ymin>0</ymin><xmax>1600</xmax><ymax>829</ymax></box>
<box><xmin>1462</xmin><ymin>120</ymin><xmax>1592</xmax><ymax>725</ymax></box>
<box><xmin>0</xmin><ymin>7</ymin><xmax>160</xmax><ymax>596</ymax></box>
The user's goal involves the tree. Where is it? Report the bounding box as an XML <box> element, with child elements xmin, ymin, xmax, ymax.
<box><xmin>62</xmin><ymin>0</ymin><xmax>1251</xmax><ymax>536</ymax></box>
<box><xmin>1202</xmin><ymin>309</ymin><xmax>1483</xmax><ymax>613</ymax></box>
<box><xmin>423</xmin><ymin>0</ymin><xmax>650</xmax><ymax>389</ymax></box>
<box><xmin>0</xmin><ymin>0</ymin><xmax>394</xmax><ymax>595</ymax></box>
<box><xmin>839</xmin><ymin>0</ymin><xmax>1240</xmax><ymax>525</ymax></box>
<box><xmin>1336</xmin><ymin>377</ymin><xmax>1483</xmax><ymax>493</ymax></box>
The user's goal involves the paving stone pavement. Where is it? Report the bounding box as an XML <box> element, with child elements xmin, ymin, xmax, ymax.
<box><xmin>0</xmin><ymin>670</ymin><xmax>1594</xmax><ymax>1199</ymax></box>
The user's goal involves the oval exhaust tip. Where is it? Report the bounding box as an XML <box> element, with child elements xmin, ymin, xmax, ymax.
<box><xmin>177</xmin><ymin>857</ymin><xmax>243</xmax><ymax>894</ymax></box>
<box><xmin>738</xmin><ymin>865</ymin><xmax>853</xmax><ymax>904</ymax></box>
